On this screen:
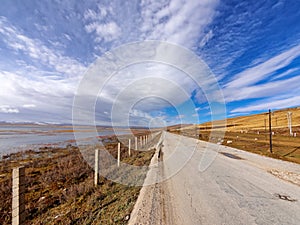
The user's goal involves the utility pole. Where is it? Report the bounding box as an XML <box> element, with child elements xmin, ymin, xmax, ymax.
<box><xmin>269</xmin><ymin>109</ymin><xmax>273</xmax><ymax>153</ymax></box>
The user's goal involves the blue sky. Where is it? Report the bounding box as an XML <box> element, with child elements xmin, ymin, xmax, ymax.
<box><xmin>0</xmin><ymin>0</ymin><xmax>300</xmax><ymax>126</ymax></box>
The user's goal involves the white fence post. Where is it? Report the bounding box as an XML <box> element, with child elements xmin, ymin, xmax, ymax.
<box><xmin>94</xmin><ymin>149</ymin><xmax>99</xmax><ymax>186</ymax></box>
<box><xmin>135</xmin><ymin>137</ymin><xmax>138</xmax><ymax>150</ymax></box>
<box><xmin>12</xmin><ymin>166</ymin><xmax>25</xmax><ymax>225</ymax></box>
<box><xmin>287</xmin><ymin>112</ymin><xmax>293</xmax><ymax>136</ymax></box>
<box><xmin>117</xmin><ymin>143</ymin><xmax>121</xmax><ymax>167</ymax></box>
<box><xmin>128</xmin><ymin>139</ymin><xmax>131</xmax><ymax>156</ymax></box>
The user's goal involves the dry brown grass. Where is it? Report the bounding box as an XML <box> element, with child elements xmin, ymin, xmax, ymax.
<box><xmin>0</xmin><ymin>133</ymin><xmax>158</xmax><ymax>225</ymax></box>
<box><xmin>169</xmin><ymin>107</ymin><xmax>300</xmax><ymax>164</ymax></box>
<box><xmin>198</xmin><ymin>107</ymin><xmax>300</xmax><ymax>132</ymax></box>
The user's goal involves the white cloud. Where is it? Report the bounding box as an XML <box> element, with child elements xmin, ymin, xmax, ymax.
<box><xmin>271</xmin><ymin>68</ymin><xmax>298</xmax><ymax>81</ymax></box>
<box><xmin>79</xmin><ymin>0</ymin><xmax>221</xmax><ymax>125</ymax></box>
<box><xmin>231</xmin><ymin>96</ymin><xmax>300</xmax><ymax>113</ymax></box>
<box><xmin>176</xmin><ymin>114</ymin><xmax>185</xmax><ymax>119</ymax></box>
<box><xmin>84</xmin><ymin>9</ymin><xmax>100</xmax><ymax>21</ymax></box>
<box><xmin>0</xmin><ymin>17</ymin><xmax>86</xmax><ymax>78</ymax></box>
<box><xmin>84</xmin><ymin>6</ymin><xmax>110</xmax><ymax>21</ymax></box>
<box><xmin>222</xmin><ymin>44</ymin><xmax>300</xmax><ymax>114</ymax></box>
<box><xmin>0</xmin><ymin>70</ymin><xmax>77</xmax><ymax>122</ymax></box>
<box><xmin>22</xmin><ymin>104</ymin><xmax>36</xmax><ymax>108</ymax></box>
<box><xmin>228</xmin><ymin>112</ymin><xmax>250</xmax><ymax>117</ymax></box>
<box><xmin>139</xmin><ymin>0</ymin><xmax>219</xmax><ymax>48</ymax></box>
<box><xmin>0</xmin><ymin>16</ymin><xmax>87</xmax><ymax>122</ymax></box>
<box><xmin>63</xmin><ymin>33</ymin><xmax>72</xmax><ymax>41</ymax></box>
<box><xmin>225</xmin><ymin>45</ymin><xmax>300</xmax><ymax>89</ymax></box>
<box><xmin>0</xmin><ymin>105</ymin><xmax>19</xmax><ymax>113</ymax></box>
<box><xmin>129</xmin><ymin>109</ymin><xmax>152</xmax><ymax>119</ymax></box>
<box><xmin>224</xmin><ymin>73</ymin><xmax>300</xmax><ymax>102</ymax></box>
<box><xmin>85</xmin><ymin>21</ymin><xmax>121</xmax><ymax>42</ymax></box>
<box><xmin>199</xmin><ymin>30</ymin><xmax>213</xmax><ymax>48</ymax></box>
<box><xmin>84</xmin><ymin>5</ymin><xmax>121</xmax><ymax>43</ymax></box>
<box><xmin>0</xmin><ymin>1</ymin><xmax>221</xmax><ymax>124</ymax></box>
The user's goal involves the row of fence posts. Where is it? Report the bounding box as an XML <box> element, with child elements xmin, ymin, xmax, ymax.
<box><xmin>10</xmin><ymin>133</ymin><xmax>155</xmax><ymax>225</ymax></box>
<box><xmin>94</xmin><ymin>134</ymin><xmax>153</xmax><ymax>186</ymax></box>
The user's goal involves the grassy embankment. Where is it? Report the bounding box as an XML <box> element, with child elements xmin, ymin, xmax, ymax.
<box><xmin>169</xmin><ymin>107</ymin><xmax>300</xmax><ymax>164</ymax></box>
<box><xmin>0</xmin><ymin>133</ymin><xmax>158</xmax><ymax>225</ymax></box>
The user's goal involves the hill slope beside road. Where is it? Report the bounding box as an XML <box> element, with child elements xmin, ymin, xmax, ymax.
<box><xmin>129</xmin><ymin>132</ymin><xmax>300</xmax><ymax>225</ymax></box>
<box><xmin>191</xmin><ymin>106</ymin><xmax>300</xmax><ymax>131</ymax></box>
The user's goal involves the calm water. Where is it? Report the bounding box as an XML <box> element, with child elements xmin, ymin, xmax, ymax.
<box><xmin>0</xmin><ymin>125</ymin><xmax>128</xmax><ymax>158</ymax></box>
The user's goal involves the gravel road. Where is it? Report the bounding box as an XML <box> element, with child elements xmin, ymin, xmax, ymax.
<box><xmin>129</xmin><ymin>131</ymin><xmax>300</xmax><ymax>225</ymax></box>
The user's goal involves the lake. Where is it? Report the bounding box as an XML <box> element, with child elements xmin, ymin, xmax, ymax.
<box><xmin>0</xmin><ymin>124</ymin><xmax>129</xmax><ymax>158</ymax></box>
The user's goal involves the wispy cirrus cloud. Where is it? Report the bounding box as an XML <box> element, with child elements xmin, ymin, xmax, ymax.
<box><xmin>223</xmin><ymin>44</ymin><xmax>300</xmax><ymax>114</ymax></box>
<box><xmin>199</xmin><ymin>30</ymin><xmax>213</xmax><ymax>48</ymax></box>
<box><xmin>77</xmin><ymin>0</ymin><xmax>221</xmax><ymax>126</ymax></box>
<box><xmin>225</xmin><ymin>45</ymin><xmax>300</xmax><ymax>89</ymax></box>
<box><xmin>82</xmin><ymin>0</ymin><xmax>219</xmax><ymax>51</ymax></box>
<box><xmin>139</xmin><ymin>0</ymin><xmax>219</xmax><ymax>48</ymax></box>
<box><xmin>0</xmin><ymin>17</ymin><xmax>86</xmax><ymax>78</ymax></box>
<box><xmin>231</xmin><ymin>96</ymin><xmax>300</xmax><ymax>113</ymax></box>
<box><xmin>0</xmin><ymin>15</ymin><xmax>88</xmax><ymax>123</ymax></box>
<box><xmin>224</xmin><ymin>70</ymin><xmax>300</xmax><ymax>102</ymax></box>
<box><xmin>271</xmin><ymin>68</ymin><xmax>299</xmax><ymax>81</ymax></box>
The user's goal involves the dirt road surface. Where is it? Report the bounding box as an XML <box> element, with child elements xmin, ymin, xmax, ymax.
<box><xmin>129</xmin><ymin>132</ymin><xmax>300</xmax><ymax>225</ymax></box>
